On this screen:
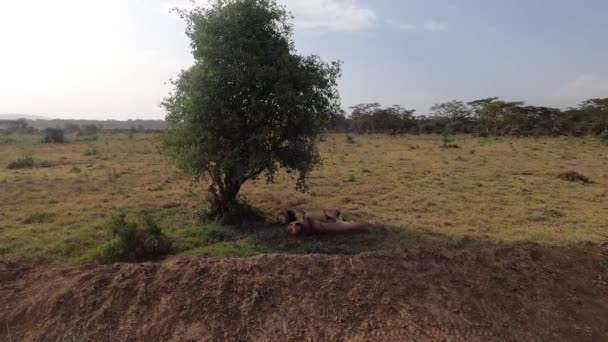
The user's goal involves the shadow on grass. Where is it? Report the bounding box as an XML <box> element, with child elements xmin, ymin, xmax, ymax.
<box><xmin>248</xmin><ymin>223</ymin><xmax>486</xmax><ymax>255</ymax></box>
<box><xmin>166</xmin><ymin>220</ymin><xmax>491</xmax><ymax>258</ymax></box>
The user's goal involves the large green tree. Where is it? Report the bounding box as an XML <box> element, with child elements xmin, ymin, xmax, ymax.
<box><xmin>162</xmin><ymin>0</ymin><xmax>341</xmax><ymax>217</ymax></box>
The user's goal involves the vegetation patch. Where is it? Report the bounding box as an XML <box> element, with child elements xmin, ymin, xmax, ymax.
<box><xmin>83</xmin><ymin>146</ymin><xmax>98</xmax><ymax>156</ymax></box>
<box><xmin>43</xmin><ymin>128</ymin><xmax>65</xmax><ymax>144</ymax></box>
<box><xmin>23</xmin><ymin>212</ymin><xmax>56</xmax><ymax>224</ymax></box>
<box><xmin>197</xmin><ymin>199</ymin><xmax>265</xmax><ymax>225</ymax></box>
<box><xmin>76</xmin><ymin>135</ymin><xmax>98</xmax><ymax>142</ymax></box>
<box><xmin>37</xmin><ymin>160</ymin><xmax>56</xmax><ymax>168</ymax></box>
<box><xmin>558</xmin><ymin>171</ymin><xmax>592</xmax><ymax>184</ymax></box>
<box><xmin>0</xmin><ymin>137</ymin><xmax>16</xmax><ymax>145</ymax></box>
<box><xmin>7</xmin><ymin>156</ymin><xmax>35</xmax><ymax>169</ymax></box>
<box><xmin>189</xmin><ymin>242</ymin><xmax>261</xmax><ymax>257</ymax></box>
<box><xmin>7</xmin><ymin>156</ymin><xmax>56</xmax><ymax>169</ymax></box>
<box><xmin>96</xmin><ymin>209</ymin><xmax>172</xmax><ymax>262</ymax></box>
<box><xmin>600</xmin><ymin>130</ymin><xmax>608</xmax><ymax>145</ymax></box>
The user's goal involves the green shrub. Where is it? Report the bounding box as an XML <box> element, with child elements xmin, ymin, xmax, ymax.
<box><xmin>97</xmin><ymin>210</ymin><xmax>172</xmax><ymax>262</ymax></box>
<box><xmin>7</xmin><ymin>156</ymin><xmax>35</xmax><ymax>169</ymax></box>
<box><xmin>558</xmin><ymin>171</ymin><xmax>592</xmax><ymax>184</ymax></box>
<box><xmin>43</xmin><ymin>128</ymin><xmax>65</xmax><ymax>144</ymax></box>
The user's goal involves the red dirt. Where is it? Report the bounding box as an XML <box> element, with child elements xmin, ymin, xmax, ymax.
<box><xmin>1</xmin><ymin>243</ymin><xmax>608</xmax><ymax>341</ymax></box>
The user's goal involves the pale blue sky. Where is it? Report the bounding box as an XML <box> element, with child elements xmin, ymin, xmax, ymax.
<box><xmin>1</xmin><ymin>0</ymin><xmax>607</xmax><ymax>119</ymax></box>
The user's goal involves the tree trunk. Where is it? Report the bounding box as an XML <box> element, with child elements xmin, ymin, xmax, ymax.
<box><xmin>208</xmin><ymin>179</ymin><xmax>242</xmax><ymax>217</ymax></box>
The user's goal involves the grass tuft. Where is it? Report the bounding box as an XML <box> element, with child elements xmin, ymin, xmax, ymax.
<box><xmin>7</xmin><ymin>156</ymin><xmax>35</xmax><ymax>169</ymax></box>
<box><xmin>558</xmin><ymin>171</ymin><xmax>592</xmax><ymax>184</ymax></box>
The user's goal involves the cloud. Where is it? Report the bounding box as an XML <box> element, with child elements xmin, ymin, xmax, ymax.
<box><xmin>423</xmin><ymin>20</ymin><xmax>448</xmax><ymax>32</ymax></box>
<box><xmin>555</xmin><ymin>74</ymin><xmax>608</xmax><ymax>102</ymax></box>
<box><xmin>386</xmin><ymin>19</ymin><xmax>414</xmax><ymax>31</ymax></box>
<box><xmin>161</xmin><ymin>0</ymin><xmax>375</xmax><ymax>32</ymax></box>
<box><xmin>281</xmin><ymin>0</ymin><xmax>375</xmax><ymax>32</ymax></box>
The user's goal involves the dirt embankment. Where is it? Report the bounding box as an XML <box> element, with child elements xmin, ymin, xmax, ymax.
<box><xmin>1</xmin><ymin>243</ymin><xmax>608</xmax><ymax>341</ymax></box>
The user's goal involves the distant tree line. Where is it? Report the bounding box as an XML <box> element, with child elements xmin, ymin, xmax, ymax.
<box><xmin>0</xmin><ymin>119</ymin><xmax>167</xmax><ymax>135</ymax></box>
<box><xmin>0</xmin><ymin>119</ymin><xmax>35</xmax><ymax>134</ymax></box>
<box><xmin>328</xmin><ymin>97</ymin><xmax>608</xmax><ymax>137</ymax></box>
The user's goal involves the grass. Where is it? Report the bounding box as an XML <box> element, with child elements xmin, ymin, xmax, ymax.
<box><xmin>0</xmin><ymin>132</ymin><xmax>607</xmax><ymax>262</ymax></box>
<box><xmin>558</xmin><ymin>171</ymin><xmax>592</xmax><ymax>184</ymax></box>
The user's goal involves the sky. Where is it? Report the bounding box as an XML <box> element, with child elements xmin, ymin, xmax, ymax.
<box><xmin>1</xmin><ymin>0</ymin><xmax>607</xmax><ymax>120</ymax></box>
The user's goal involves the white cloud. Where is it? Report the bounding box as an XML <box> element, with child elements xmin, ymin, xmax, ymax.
<box><xmin>555</xmin><ymin>74</ymin><xmax>608</xmax><ymax>102</ymax></box>
<box><xmin>386</xmin><ymin>19</ymin><xmax>414</xmax><ymax>31</ymax></box>
<box><xmin>423</xmin><ymin>20</ymin><xmax>448</xmax><ymax>32</ymax></box>
<box><xmin>162</xmin><ymin>0</ymin><xmax>375</xmax><ymax>32</ymax></box>
<box><xmin>280</xmin><ymin>0</ymin><xmax>375</xmax><ymax>32</ymax></box>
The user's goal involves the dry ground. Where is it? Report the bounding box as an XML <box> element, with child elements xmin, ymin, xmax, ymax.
<box><xmin>0</xmin><ymin>133</ymin><xmax>607</xmax><ymax>261</ymax></box>
<box><xmin>2</xmin><ymin>243</ymin><xmax>608</xmax><ymax>341</ymax></box>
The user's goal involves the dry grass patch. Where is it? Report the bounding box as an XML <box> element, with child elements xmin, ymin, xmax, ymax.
<box><xmin>0</xmin><ymin>133</ymin><xmax>607</xmax><ymax>261</ymax></box>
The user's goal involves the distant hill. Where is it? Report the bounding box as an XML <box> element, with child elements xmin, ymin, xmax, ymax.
<box><xmin>0</xmin><ymin>114</ymin><xmax>52</xmax><ymax>120</ymax></box>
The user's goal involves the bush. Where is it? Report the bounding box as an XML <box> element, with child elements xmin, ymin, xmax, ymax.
<box><xmin>97</xmin><ymin>210</ymin><xmax>172</xmax><ymax>262</ymax></box>
<box><xmin>558</xmin><ymin>171</ymin><xmax>592</xmax><ymax>184</ymax></box>
<box><xmin>7</xmin><ymin>156</ymin><xmax>56</xmax><ymax>169</ymax></box>
<box><xmin>43</xmin><ymin>128</ymin><xmax>65</xmax><ymax>144</ymax></box>
<box><xmin>7</xmin><ymin>156</ymin><xmax>35</xmax><ymax>169</ymax></box>
<box><xmin>600</xmin><ymin>130</ymin><xmax>608</xmax><ymax>145</ymax></box>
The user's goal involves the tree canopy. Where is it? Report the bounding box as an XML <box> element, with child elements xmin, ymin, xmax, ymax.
<box><xmin>162</xmin><ymin>0</ymin><xmax>342</xmax><ymax>218</ymax></box>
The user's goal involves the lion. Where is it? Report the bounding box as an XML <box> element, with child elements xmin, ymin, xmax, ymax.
<box><xmin>276</xmin><ymin>208</ymin><xmax>343</xmax><ymax>224</ymax></box>
<box><xmin>288</xmin><ymin>218</ymin><xmax>368</xmax><ymax>236</ymax></box>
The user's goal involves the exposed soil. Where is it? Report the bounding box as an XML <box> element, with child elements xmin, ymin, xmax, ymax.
<box><xmin>1</xmin><ymin>243</ymin><xmax>608</xmax><ymax>341</ymax></box>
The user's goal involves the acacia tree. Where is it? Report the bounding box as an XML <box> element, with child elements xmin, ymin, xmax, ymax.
<box><xmin>430</xmin><ymin>100</ymin><xmax>472</xmax><ymax>143</ymax></box>
<box><xmin>162</xmin><ymin>0</ymin><xmax>341</xmax><ymax>218</ymax></box>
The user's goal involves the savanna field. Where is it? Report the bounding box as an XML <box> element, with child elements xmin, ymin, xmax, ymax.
<box><xmin>3</xmin><ymin>132</ymin><xmax>608</xmax><ymax>341</ymax></box>
<box><xmin>1</xmin><ymin>132</ymin><xmax>607</xmax><ymax>262</ymax></box>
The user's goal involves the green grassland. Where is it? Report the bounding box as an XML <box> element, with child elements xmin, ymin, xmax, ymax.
<box><xmin>1</xmin><ymin>133</ymin><xmax>607</xmax><ymax>262</ymax></box>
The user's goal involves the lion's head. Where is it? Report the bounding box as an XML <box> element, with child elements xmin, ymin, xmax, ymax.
<box><xmin>288</xmin><ymin>221</ymin><xmax>303</xmax><ymax>236</ymax></box>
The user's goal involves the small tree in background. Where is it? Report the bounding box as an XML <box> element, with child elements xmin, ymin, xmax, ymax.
<box><xmin>163</xmin><ymin>0</ymin><xmax>341</xmax><ymax>220</ymax></box>
<box><xmin>78</xmin><ymin>124</ymin><xmax>98</xmax><ymax>136</ymax></box>
<box><xmin>43</xmin><ymin>128</ymin><xmax>65</xmax><ymax>144</ymax></box>
<box><xmin>430</xmin><ymin>100</ymin><xmax>472</xmax><ymax>146</ymax></box>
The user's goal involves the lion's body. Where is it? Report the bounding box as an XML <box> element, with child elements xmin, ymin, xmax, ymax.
<box><xmin>277</xmin><ymin>208</ymin><xmax>343</xmax><ymax>224</ymax></box>
<box><xmin>288</xmin><ymin>218</ymin><xmax>368</xmax><ymax>236</ymax></box>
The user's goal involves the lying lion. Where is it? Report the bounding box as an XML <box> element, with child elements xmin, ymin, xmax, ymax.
<box><xmin>288</xmin><ymin>218</ymin><xmax>368</xmax><ymax>236</ymax></box>
<box><xmin>276</xmin><ymin>208</ymin><xmax>343</xmax><ymax>224</ymax></box>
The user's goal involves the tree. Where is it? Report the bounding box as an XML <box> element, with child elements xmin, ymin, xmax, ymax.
<box><xmin>430</xmin><ymin>100</ymin><xmax>472</xmax><ymax>122</ymax></box>
<box><xmin>43</xmin><ymin>128</ymin><xmax>65</xmax><ymax>144</ymax></box>
<box><xmin>163</xmin><ymin>0</ymin><xmax>342</xmax><ymax>218</ymax></box>
<box><xmin>579</xmin><ymin>98</ymin><xmax>608</xmax><ymax>133</ymax></box>
<box><xmin>430</xmin><ymin>100</ymin><xmax>472</xmax><ymax>143</ymax></box>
